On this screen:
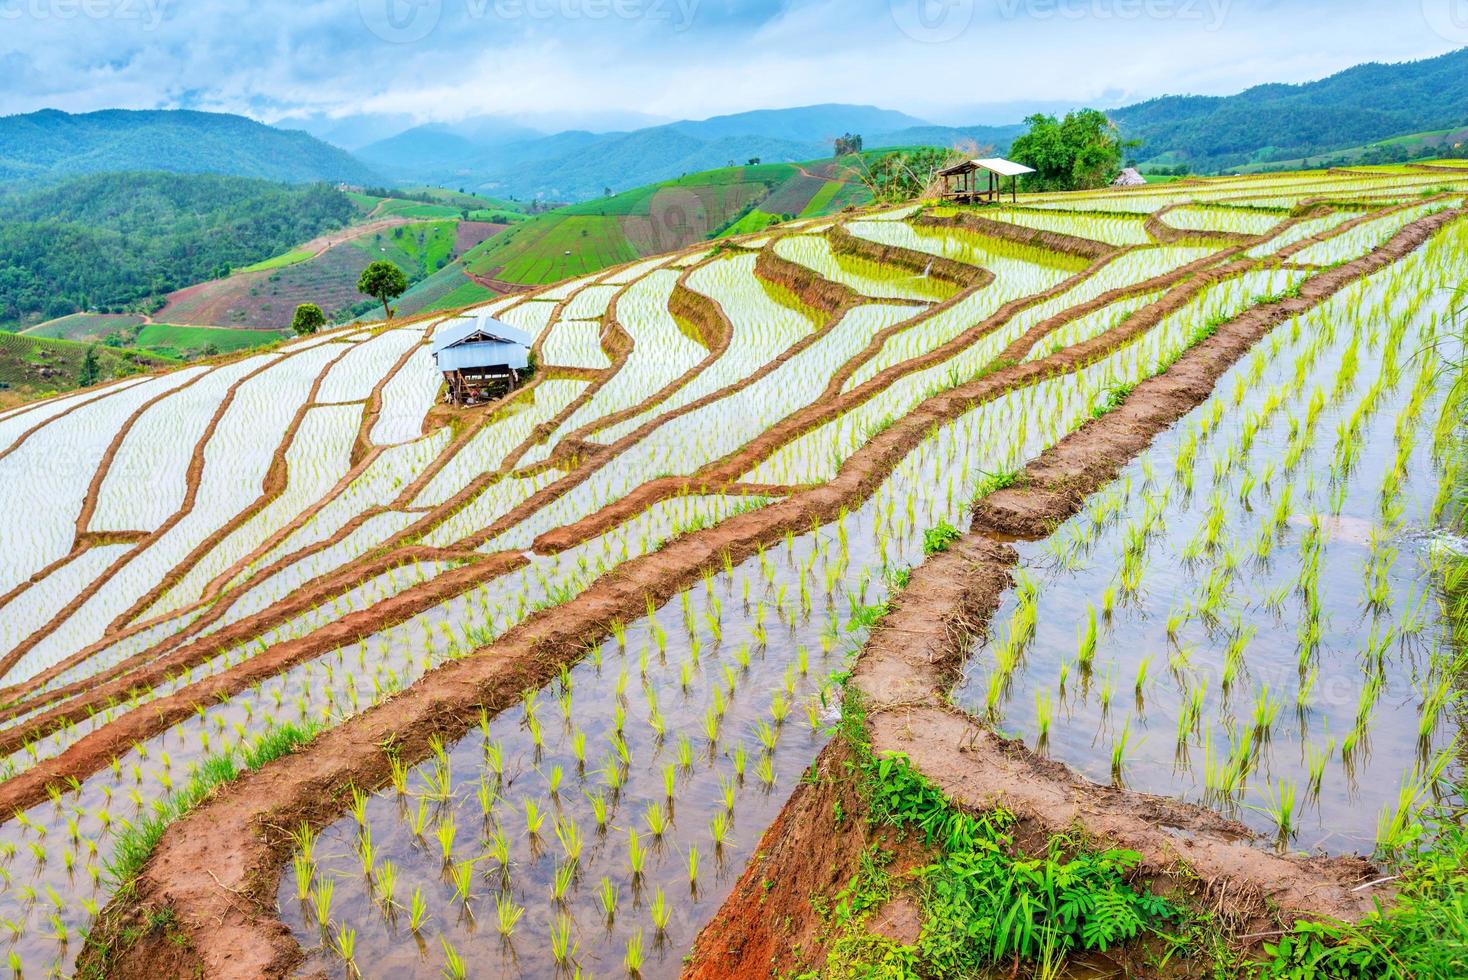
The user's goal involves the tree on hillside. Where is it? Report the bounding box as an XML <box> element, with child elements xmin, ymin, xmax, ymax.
<box><xmin>78</xmin><ymin>346</ymin><xmax>100</xmax><ymax>387</ymax></box>
<box><xmin>358</xmin><ymin>261</ymin><xmax>408</xmax><ymax>320</ymax></box>
<box><xmin>291</xmin><ymin>302</ymin><xmax>326</xmax><ymax>336</ymax></box>
<box><xmin>1010</xmin><ymin>110</ymin><xmax>1127</xmax><ymax>192</ymax></box>
<box><xmin>834</xmin><ymin>133</ymin><xmax>864</xmax><ymax>157</ymax></box>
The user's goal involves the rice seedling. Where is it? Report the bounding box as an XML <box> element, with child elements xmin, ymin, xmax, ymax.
<box><xmin>408</xmin><ymin>887</ymin><xmax>430</xmax><ymax>932</ymax></box>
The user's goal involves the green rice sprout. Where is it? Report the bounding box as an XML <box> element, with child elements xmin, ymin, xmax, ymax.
<box><xmin>293</xmin><ymin>853</ymin><xmax>314</xmax><ymax>901</ymax></box>
<box><xmin>651</xmin><ymin>886</ymin><xmax>671</xmax><ymax>932</ymax></box>
<box><xmin>376</xmin><ymin>860</ymin><xmax>398</xmax><ymax>908</ymax></box>
<box><xmin>440</xmin><ymin>935</ymin><xmax>467</xmax><ymax>979</ymax></box>
<box><xmin>1110</xmin><ymin>720</ymin><xmax>1134</xmax><ymax>784</ymax></box>
<box><xmin>495</xmin><ymin>893</ymin><xmax>524</xmax><ymax>937</ymax></box>
<box><xmin>1077</xmin><ymin>604</ymin><xmax>1098</xmax><ymax>671</ymax></box>
<box><xmin>549</xmin><ymin>911</ymin><xmax>576</xmax><ymax>964</ymax></box>
<box><xmin>408</xmin><ymin>886</ymin><xmax>430</xmax><ymax>932</ymax></box>
<box><xmin>625</xmin><ymin>927</ymin><xmax>645</xmax><ymax>975</ymax></box>
<box><xmin>710</xmin><ymin>811</ymin><xmax>731</xmax><ymax>849</ymax></box>
<box><xmin>335</xmin><ymin>926</ymin><xmax>357</xmax><ymax>970</ymax></box>
<box><xmin>626</xmin><ymin>828</ymin><xmax>645</xmax><ymax>877</ymax></box>
<box><xmin>451</xmin><ymin>859</ymin><xmax>475</xmax><ymax>905</ymax></box>
<box><xmin>553</xmin><ymin>859</ymin><xmax>576</xmax><ymax>902</ymax></box>
<box><xmin>312</xmin><ymin>875</ymin><xmax>334</xmax><ymax>927</ymax></box>
<box><xmin>1034</xmin><ymin>690</ymin><xmax>1053</xmax><ymax>747</ymax></box>
<box><xmin>436</xmin><ymin>815</ymin><xmax>457</xmax><ymax>863</ymax></box>
<box><xmin>598</xmin><ymin>875</ymin><xmax>618</xmax><ymax>921</ymax></box>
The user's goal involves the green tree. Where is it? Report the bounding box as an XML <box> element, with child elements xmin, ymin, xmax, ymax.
<box><xmin>357</xmin><ymin>261</ymin><xmax>408</xmax><ymax>320</ymax></box>
<box><xmin>1010</xmin><ymin>110</ymin><xmax>1126</xmax><ymax>192</ymax></box>
<box><xmin>291</xmin><ymin>302</ymin><xmax>326</xmax><ymax>336</ymax></box>
<box><xmin>78</xmin><ymin>345</ymin><xmax>100</xmax><ymax>387</ymax></box>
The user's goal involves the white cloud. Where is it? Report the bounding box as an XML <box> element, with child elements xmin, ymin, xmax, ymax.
<box><xmin>0</xmin><ymin>0</ymin><xmax>1459</xmax><ymax>127</ymax></box>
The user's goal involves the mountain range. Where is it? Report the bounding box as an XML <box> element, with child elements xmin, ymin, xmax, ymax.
<box><xmin>2</xmin><ymin>47</ymin><xmax>1467</xmax><ymax>201</ymax></box>
<box><xmin>348</xmin><ymin>47</ymin><xmax>1468</xmax><ymax>199</ymax></box>
<box><xmin>352</xmin><ymin>104</ymin><xmax>1023</xmax><ymax>201</ymax></box>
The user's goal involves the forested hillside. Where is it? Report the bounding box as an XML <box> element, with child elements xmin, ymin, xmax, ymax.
<box><xmin>0</xmin><ymin>173</ymin><xmax>357</xmax><ymax>326</ymax></box>
<box><xmin>1114</xmin><ymin>46</ymin><xmax>1468</xmax><ymax>169</ymax></box>
<box><xmin>0</xmin><ymin>108</ymin><xmax>378</xmax><ymax>185</ymax></box>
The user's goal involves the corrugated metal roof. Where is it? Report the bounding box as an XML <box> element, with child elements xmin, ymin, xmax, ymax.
<box><xmin>974</xmin><ymin>157</ymin><xmax>1036</xmax><ymax>177</ymax></box>
<box><xmin>430</xmin><ymin>314</ymin><xmax>533</xmax><ymax>356</ymax></box>
<box><xmin>938</xmin><ymin>157</ymin><xmax>1037</xmax><ymax>178</ymax></box>
<box><xmin>436</xmin><ymin>340</ymin><xmax>530</xmax><ymax>373</ymax></box>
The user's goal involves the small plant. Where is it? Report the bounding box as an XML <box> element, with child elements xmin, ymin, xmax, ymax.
<box><xmin>441</xmin><ymin>935</ymin><xmax>467</xmax><ymax>980</ymax></box>
<box><xmin>495</xmin><ymin>893</ymin><xmax>524</xmax><ymax>937</ymax></box>
<box><xmin>923</xmin><ymin>521</ymin><xmax>961</xmax><ymax>555</ymax></box>
<box><xmin>408</xmin><ymin>886</ymin><xmax>430</xmax><ymax>932</ymax></box>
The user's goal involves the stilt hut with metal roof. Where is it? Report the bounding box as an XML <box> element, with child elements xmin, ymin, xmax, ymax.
<box><xmin>431</xmin><ymin>314</ymin><xmax>532</xmax><ymax>406</ymax></box>
<box><xmin>936</xmin><ymin>157</ymin><xmax>1036</xmax><ymax>204</ymax></box>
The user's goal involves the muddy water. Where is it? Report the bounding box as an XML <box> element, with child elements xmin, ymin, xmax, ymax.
<box><xmin>953</xmin><ymin>237</ymin><xmax>1466</xmax><ymax>854</ymax></box>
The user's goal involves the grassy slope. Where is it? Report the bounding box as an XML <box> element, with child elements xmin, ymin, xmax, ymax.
<box><xmin>20</xmin><ymin>312</ymin><xmax>146</xmax><ymax>341</ymax></box>
<box><xmin>460</xmin><ymin>158</ymin><xmax>872</xmax><ymax>286</ymax></box>
<box><xmin>352</xmin><ymin>220</ymin><xmax>458</xmax><ymax>274</ymax></box>
<box><xmin>399</xmin><ymin>186</ymin><xmax>529</xmax><ymax>214</ymax></box>
<box><xmin>0</xmin><ymin>330</ymin><xmax>176</xmax><ymax>402</ymax></box>
<box><xmin>234</xmin><ymin>249</ymin><xmax>315</xmax><ymax>274</ymax></box>
<box><xmin>134</xmin><ymin>323</ymin><xmax>286</xmax><ymax>358</ymax></box>
<box><xmin>1234</xmin><ymin>129</ymin><xmax>1468</xmax><ymax>174</ymax></box>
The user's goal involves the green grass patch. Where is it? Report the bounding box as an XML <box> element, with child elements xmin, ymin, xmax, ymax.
<box><xmin>104</xmin><ymin>720</ymin><xmax>320</xmax><ymax>890</ymax></box>
<box><xmin>18</xmin><ymin>312</ymin><xmax>145</xmax><ymax>341</ymax></box>
<box><xmin>1260</xmin><ymin>800</ymin><xmax>1468</xmax><ymax>979</ymax></box>
<box><xmin>346</xmin><ymin>191</ymin><xmax>386</xmax><ymax>212</ymax></box>
<box><xmin>800</xmin><ymin>181</ymin><xmax>846</xmax><ymax>217</ymax></box>
<box><xmin>135</xmin><ymin>323</ymin><xmax>284</xmax><ymax>357</ymax></box>
<box><xmin>718</xmin><ymin>209</ymin><xmax>784</xmax><ymax>238</ymax></box>
<box><xmin>0</xmin><ymin>330</ymin><xmax>175</xmax><ymax>400</ymax></box>
<box><xmin>235</xmin><ymin>248</ymin><xmax>315</xmax><ymax>274</ymax></box>
<box><xmin>418</xmin><ymin>277</ymin><xmax>499</xmax><ymax>315</ymax></box>
<box><xmin>353</xmin><ymin>220</ymin><xmax>459</xmax><ymax>278</ymax></box>
<box><xmin>807</xmin><ymin>692</ymin><xmax>1180</xmax><ymax>979</ymax></box>
<box><xmin>398</xmin><ymin>186</ymin><xmax>528</xmax><ymax>213</ymax></box>
<box><xmin>371</xmin><ymin>198</ymin><xmax>464</xmax><ymax>220</ymax></box>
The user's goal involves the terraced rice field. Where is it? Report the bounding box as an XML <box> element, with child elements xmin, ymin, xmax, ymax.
<box><xmin>2</xmin><ymin>164</ymin><xmax>1467</xmax><ymax>979</ymax></box>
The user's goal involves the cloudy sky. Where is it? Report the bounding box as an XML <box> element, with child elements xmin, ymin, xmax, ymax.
<box><xmin>3</xmin><ymin>0</ymin><xmax>1465</xmax><ymax>141</ymax></box>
